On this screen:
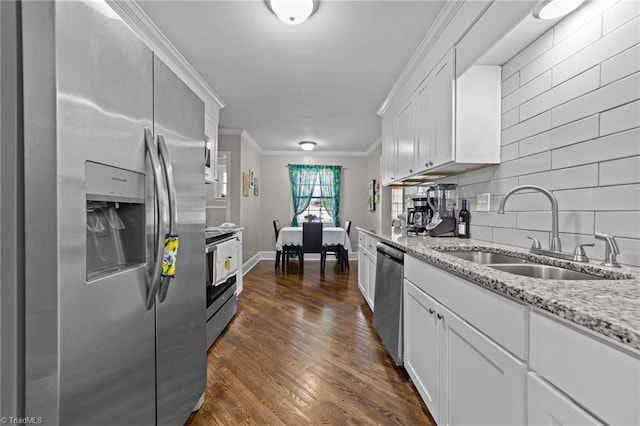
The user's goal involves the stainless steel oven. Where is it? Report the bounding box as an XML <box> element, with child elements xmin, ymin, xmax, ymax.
<box><xmin>205</xmin><ymin>230</ymin><xmax>239</xmax><ymax>348</ymax></box>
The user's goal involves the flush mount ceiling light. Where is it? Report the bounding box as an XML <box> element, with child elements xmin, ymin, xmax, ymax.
<box><xmin>299</xmin><ymin>141</ymin><xmax>317</xmax><ymax>151</ymax></box>
<box><xmin>266</xmin><ymin>0</ymin><xmax>319</xmax><ymax>25</ymax></box>
<box><xmin>532</xmin><ymin>0</ymin><xmax>586</xmax><ymax>20</ymax></box>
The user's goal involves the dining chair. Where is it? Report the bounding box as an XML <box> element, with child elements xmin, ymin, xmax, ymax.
<box><xmin>321</xmin><ymin>220</ymin><xmax>350</xmax><ymax>272</ymax></box>
<box><xmin>302</xmin><ymin>222</ymin><xmax>323</xmax><ymax>272</ymax></box>
<box><xmin>274</xmin><ymin>219</ymin><xmax>301</xmax><ymax>272</ymax></box>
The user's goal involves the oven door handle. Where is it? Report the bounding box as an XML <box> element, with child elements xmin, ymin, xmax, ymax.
<box><xmin>144</xmin><ymin>128</ymin><xmax>169</xmax><ymax>311</ymax></box>
<box><xmin>157</xmin><ymin>134</ymin><xmax>178</xmax><ymax>303</ymax></box>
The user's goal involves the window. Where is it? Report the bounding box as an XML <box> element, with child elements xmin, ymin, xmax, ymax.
<box><xmin>288</xmin><ymin>164</ymin><xmax>341</xmax><ymax>226</ymax></box>
<box><xmin>295</xmin><ymin>183</ymin><xmax>334</xmax><ymax>224</ymax></box>
<box><xmin>391</xmin><ymin>186</ymin><xmax>404</xmax><ymax>220</ymax></box>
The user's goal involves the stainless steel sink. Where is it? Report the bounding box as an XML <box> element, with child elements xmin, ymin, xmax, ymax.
<box><xmin>445</xmin><ymin>251</ymin><xmax>532</xmax><ymax>264</ymax></box>
<box><xmin>488</xmin><ymin>264</ymin><xmax>608</xmax><ymax>280</ymax></box>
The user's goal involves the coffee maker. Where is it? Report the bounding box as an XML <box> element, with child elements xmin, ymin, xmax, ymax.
<box><xmin>407</xmin><ymin>197</ymin><xmax>433</xmax><ymax>234</ymax></box>
<box><xmin>425</xmin><ymin>184</ymin><xmax>457</xmax><ymax>237</ymax></box>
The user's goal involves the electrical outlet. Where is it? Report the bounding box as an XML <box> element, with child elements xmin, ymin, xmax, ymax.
<box><xmin>477</xmin><ymin>193</ymin><xmax>491</xmax><ymax>212</ymax></box>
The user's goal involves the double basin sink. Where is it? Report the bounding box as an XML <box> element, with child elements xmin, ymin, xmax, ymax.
<box><xmin>443</xmin><ymin>250</ymin><xmax>615</xmax><ymax>281</ymax></box>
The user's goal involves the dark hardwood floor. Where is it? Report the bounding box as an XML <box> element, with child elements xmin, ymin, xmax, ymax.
<box><xmin>186</xmin><ymin>259</ymin><xmax>435</xmax><ymax>425</ymax></box>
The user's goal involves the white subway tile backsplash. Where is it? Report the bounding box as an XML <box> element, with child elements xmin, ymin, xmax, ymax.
<box><xmin>502</xmin><ymin>111</ymin><xmax>552</xmax><ymax>145</ymax></box>
<box><xmin>502</xmin><ymin>73</ymin><xmax>520</xmax><ymax>97</ymax></box>
<box><xmin>501</xmin><ymin>142</ymin><xmax>519</xmax><ymax>162</ymax></box>
<box><xmin>502</xmin><ymin>107</ymin><xmax>520</xmax><ymax>130</ymax></box>
<box><xmin>555</xmin><ymin>184</ymin><xmax>640</xmax><ymax>211</ymax></box>
<box><xmin>456</xmin><ymin>166</ymin><xmax>494</xmax><ymax>186</ymax></box>
<box><xmin>595</xmin><ymin>212</ymin><xmax>640</xmax><ymax>239</ymax></box>
<box><xmin>520</xmin><ymin>164</ymin><xmax>598</xmax><ymax>189</ymax></box>
<box><xmin>517</xmin><ymin>211</ymin><xmax>595</xmax><ymax>235</ymax></box>
<box><xmin>554</xmin><ymin>0</ymin><xmax>618</xmax><ymax>43</ymax></box>
<box><xmin>502</xmin><ymin>71</ymin><xmax>552</xmax><ymax>112</ymax></box>
<box><xmin>600</xmin><ymin>100</ymin><xmax>640</xmax><ymax>136</ymax></box>
<box><xmin>600</xmin><ymin>156</ymin><xmax>640</xmax><ymax>186</ymax></box>
<box><xmin>552</xmin><ymin>17</ymin><xmax>640</xmax><ymax>85</ymax></box>
<box><xmin>493</xmin><ymin>151</ymin><xmax>551</xmax><ymax>180</ymax></box>
<box><xmin>610</xmin><ymin>238</ymin><xmax>640</xmax><ymax>267</ymax></box>
<box><xmin>520</xmin><ymin>66</ymin><xmax>600</xmax><ymax>121</ymax></box>
<box><xmin>551</xmin><ymin>71</ymin><xmax>640</xmax><ymax>127</ymax></box>
<box><xmin>603</xmin><ymin>0</ymin><xmax>640</xmax><ymax>34</ymax></box>
<box><xmin>453</xmin><ymin>2</ymin><xmax>640</xmax><ymax>266</ymax></box>
<box><xmin>493</xmin><ymin>228</ymin><xmax>551</xmax><ymax>251</ymax></box>
<box><xmin>552</xmin><ymin>128</ymin><xmax>640</xmax><ymax>169</ymax></box>
<box><xmin>520</xmin><ymin>17</ymin><xmax>602</xmax><ymax>85</ymax></box>
<box><xmin>474</xmin><ymin>177</ymin><xmax>519</xmax><ymax>196</ymax></box>
<box><xmin>497</xmin><ymin>191</ymin><xmax>559</xmax><ymax>212</ymax></box>
<box><xmin>601</xmin><ymin>44</ymin><xmax>640</xmax><ymax>86</ymax></box>
<box><xmin>468</xmin><ymin>225</ymin><xmax>493</xmax><ymax>242</ymax></box>
<box><xmin>519</xmin><ymin>115</ymin><xmax>599</xmax><ymax>157</ymax></box>
<box><xmin>472</xmin><ymin>211</ymin><xmax>517</xmax><ymax>228</ymax></box>
<box><xmin>503</xmin><ymin>31</ymin><xmax>554</xmax><ymax>80</ymax></box>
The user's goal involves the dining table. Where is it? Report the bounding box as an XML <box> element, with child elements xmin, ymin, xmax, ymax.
<box><xmin>275</xmin><ymin>226</ymin><xmax>352</xmax><ymax>252</ymax></box>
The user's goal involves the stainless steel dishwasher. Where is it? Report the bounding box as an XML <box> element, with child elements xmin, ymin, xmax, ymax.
<box><xmin>373</xmin><ymin>242</ymin><xmax>405</xmax><ymax>366</ymax></box>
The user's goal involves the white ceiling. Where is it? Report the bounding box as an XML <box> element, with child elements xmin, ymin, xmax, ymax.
<box><xmin>137</xmin><ymin>0</ymin><xmax>447</xmax><ymax>153</ymax></box>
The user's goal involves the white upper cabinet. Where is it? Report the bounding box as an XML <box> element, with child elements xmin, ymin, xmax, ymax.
<box><xmin>381</xmin><ymin>47</ymin><xmax>500</xmax><ymax>185</ymax></box>
<box><xmin>395</xmin><ymin>96</ymin><xmax>417</xmax><ymax>178</ymax></box>
<box><xmin>378</xmin><ymin>0</ymin><xmax>545</xmax><ymax>185</ymax></box>
<box><xmin>381</xmin><ymin>120</ymin><xmax>397</xmax><ymax>185</ymax></box>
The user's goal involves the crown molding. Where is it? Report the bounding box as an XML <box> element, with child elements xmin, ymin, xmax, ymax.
<box><xmin>365</xmin><ymin>136</ymin><xmax>382</xmax><ymax>156</ymax></box>
<box><xmin>108</xmin><ymin>0</ymin><xmax>226</xmax><ymax>109</ymax></box>
<box><xmin>218</xmin><ymin>129</ymin><xmax>265</xmax><ymax>155</ymax></box>
<box><xmin>377</xmin><ymin>0</ymin><xmax>464</xmax><ymax>117</ymax></box>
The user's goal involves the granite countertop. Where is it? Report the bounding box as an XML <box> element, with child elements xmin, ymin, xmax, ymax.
<box><xmin>357</xmin><ymin>227</ymin><xmax>640</xmax><ymax>353</ymax></box>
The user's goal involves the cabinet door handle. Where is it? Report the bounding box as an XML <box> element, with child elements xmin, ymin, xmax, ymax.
<box><xmin>425</xmin><ymin>161</ymin><xmax>429</xmax><ymax>167</ymax></box>
<box><xmin>436</xmin><ymin>313</ymin><xmax>443</xmax><ymax>320</ymax></box>
<box><xmin>409</xmin><ymin>169</ymin><xmax>413</xmax><ymax>173</ymax></box>
<box><xmin>429</xmin><ymin>161</ymin><xmax>434</xmax><ymax>166</ymax></box>
<box><xmin>428</xmin><ymin>308</ymin><xmax>435</xmax><ymax>314</ymax></box>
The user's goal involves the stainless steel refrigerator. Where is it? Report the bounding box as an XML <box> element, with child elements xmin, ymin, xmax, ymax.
<box><xmin>1</xmin><ymin>1</ymin><xmax>206</xmax><ymax>424</ymax></box>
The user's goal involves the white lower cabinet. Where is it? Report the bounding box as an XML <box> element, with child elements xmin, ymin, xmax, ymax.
<box><xmin>366</xmin><ymin>251</ymin><xmax>376</xmax><ymax>309</ymax></box>
<box><xmin>357</xmin><ymin>249</ymin><xmax>367</xmax><ymax>297</ymax></box>
<box><xmin>528</xmin><ymin>372</ymin><xmax>601</xmax><ymax>426</ymax></box>
<box><xmin>404</xmin><ymin>255</ymin><xmax>640</xmax><ymax>425</ymax></box>
<box><xmin>357</xmin><ymin>231</ymin><xmax>377</xmax><ymax>311</ymax></box>
<box><xmin>404</xmin><ymin>277</ymin><xmax>526</xmax><ymax>425</ymax></box>
<box><xmin>404</xmin><ymin>280</ymin><xmax>443</xmax><ymax>423</ymax></box>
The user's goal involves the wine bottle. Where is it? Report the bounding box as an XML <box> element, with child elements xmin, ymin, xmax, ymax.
<box><xmin>458</xmin><ymin>199</ymin><xmax>470</xmax><ymax>238</ymax></box>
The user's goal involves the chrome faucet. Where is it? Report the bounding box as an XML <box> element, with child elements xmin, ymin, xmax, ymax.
<box><xmin>595</xmin><ymin>233</ymin><xmax>621</xmax><ymax>268</ymax></box>
<box><xmin>497</xmin><ymin>185</ymin><xmax>562</xmax><ymax>252</ymax></box>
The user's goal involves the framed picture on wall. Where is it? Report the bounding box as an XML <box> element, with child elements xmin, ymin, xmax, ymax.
<box><xmin>242</xmin><ymin>172</ymin><xmax>249</xmax><ymax>197</ymax></box>
<box><xmin>249</xmin><ymin>168</ymin><xmax>254</xmax><ymax>189</ymax></box>
<box><xmin>368</xmin><ymin>179</ymin><xmax>376</xmax><ymax>211</ymax></box>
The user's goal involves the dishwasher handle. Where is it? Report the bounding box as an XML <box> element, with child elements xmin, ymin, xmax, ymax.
<box><xmin>376</xmin><ymin>242</ymin><xmax>404</xmax><ymax>263</ymax></box>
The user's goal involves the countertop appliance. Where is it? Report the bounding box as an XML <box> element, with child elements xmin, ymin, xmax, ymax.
<box><xmin>373</xmin><ymin>242</ymin><xmax>405</xmax><ymax>366</ymax></box>
<box><xmin>5</xmin><ymin>1</ymin><xmax>206</xmax><ymax>423</ymax></box>
<box><xmin>425</xmin><ymin>184</ymin><xmax>458</xmax><ymax>237</ymax></box>
<box><xmin>205</xmin><ymin>230</ymin><xmax>239</xmax><ymax>349</ymax></box>
<box><xmin>407</xmin><ymin>197</ymin><xmax>434</xmax><ymax>234</ymax></box>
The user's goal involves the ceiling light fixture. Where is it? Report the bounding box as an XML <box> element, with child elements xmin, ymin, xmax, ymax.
<box><xmin>266</xmin><ymin>0</ymin><xmax>319</xmax><ymax>26</ymax></box>
<box><xmin>299</xmin><ymin>141</ymin><xmax>317</xmax><ymax>151</ymax></box>
<box><xmin>532</xmin><ymin>0</ymin><xmax>585</xmax><ymax>20</ymax></box>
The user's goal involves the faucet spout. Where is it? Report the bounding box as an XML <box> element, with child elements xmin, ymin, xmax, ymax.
<box><xmin>497</xmin><ymin>185</ymin><xmax>561</xmax><ymax>252</ymax></box>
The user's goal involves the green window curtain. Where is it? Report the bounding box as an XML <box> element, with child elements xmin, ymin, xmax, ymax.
<box><xmin>288</xmin><ymin>164</ymin><xmax>318</xmax><ymax>226</ymax></box>
<box><xmin>319</xmin><ymin>166</ymin><xmax>341</xmax><ymax>227</ymax></box>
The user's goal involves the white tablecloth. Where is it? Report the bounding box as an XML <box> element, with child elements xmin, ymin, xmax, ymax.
<box><xmin>275</xmin><ymin>226</ymin><xmax>351</xmax><ymax>251</ymax></box>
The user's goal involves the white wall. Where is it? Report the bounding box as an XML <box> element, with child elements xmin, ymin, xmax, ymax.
<box><xmin>449</xmin><ymin>1</ymin><xmax>640</xmax><ymax>266</ymax></box>
<box><xmin>364</xmin><ymin>144</ymin><xmax>382</xmax><ymax>233</ymax></box>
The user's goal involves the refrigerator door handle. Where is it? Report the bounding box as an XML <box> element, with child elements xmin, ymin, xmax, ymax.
<box><xmin>157</xmin><ymin>134</ymin><xmax>178</xmax><ymax>303</ymax></box>
<box><xmin>144</xmin><ymin>128</ymin><xmax>169</xmax><ymax>310</ymax></box>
